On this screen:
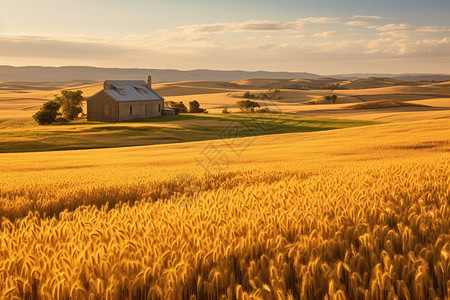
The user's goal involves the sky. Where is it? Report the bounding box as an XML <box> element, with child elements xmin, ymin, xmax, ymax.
<box><xmin>0</xmin><ymin>0</ymin><xmax>449</xmax><ymax>74</ymax></box>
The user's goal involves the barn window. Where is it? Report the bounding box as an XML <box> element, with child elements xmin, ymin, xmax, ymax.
<box><xmin>136</xmin><ymin>87</ymin><xmax>147</xmax><ymax>94</ymax></box>
<box><xmin>103</xmin><ymin>105</ymin><xmax>109</xmax><ymax>116</ymax></box>
<box><xmin>112</xmin><ymin>86</ymin><xmax>124</xmax><ymax>95</ymax></box>
<box><xmin>158</xmin><ymin>103</ymin><xmax>161</xmax><ymax>112</ymax></box>
<box><xmin>130</xmin><ymin>106</ymin><xmax>133</xmax><ymax>115</ymax></box>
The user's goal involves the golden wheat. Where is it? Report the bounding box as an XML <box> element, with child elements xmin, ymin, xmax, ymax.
<box><xmin>0</xmin><ymin>119</ymin><xmax>449</xmax><ymax>299</ymax></box>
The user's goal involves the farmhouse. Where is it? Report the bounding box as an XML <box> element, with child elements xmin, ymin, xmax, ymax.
<box><xmin>87</xmin><ymin>76</ymin><xmax>165</xmax><ymax>121</ymax></box>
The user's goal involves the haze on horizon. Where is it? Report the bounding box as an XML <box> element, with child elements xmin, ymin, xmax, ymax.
<box><xmin>1</xmin><ymin>0</ymin><xmax>449</xmax><ymax>75</ymax></box>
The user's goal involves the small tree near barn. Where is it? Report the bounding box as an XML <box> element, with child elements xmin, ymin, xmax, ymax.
<box><xmin>33</xmin><ymin>100</ymin><xmax>61</xmax><ymax>125</ymax></box>
<box><xmin>55</xmin><ymin>90</ymin><xmax>84</xmax><ymax>120</ymax></box>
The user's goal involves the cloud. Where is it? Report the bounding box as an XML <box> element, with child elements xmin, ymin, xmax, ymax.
<box><xmin>300</xmin><ymin>17</ymin><xmax>340</xmax><ymax>24</ymax></box>
<box><xmin>180</xmin><ymin>20</ymin><xmax>295</xmax><ymax>34</ymax></box>
<box><xmin>345</xmin><ymin>21</ymin><xmax>370</xmax><ymax>27</ymax></box>
<box><xmin>0</xmin><ymin>35</ymin><xmax>143</xmax><ymax>60</ymax></box>
<box><xmin>280</xmin><ymin>31</ymin><xmax>339</xmax><ymax>40</ymax></box>
<box><xmin>312</xmin><ymin>31</ymin><xmax>339</xmax><ymax>38</ymax></box>
<box><xmin>416</xmin><ymin>26</ymin><xmax>450</xmax><ymax>34</ymax></box>
<box><xmin>364</xmin><ymin>37</ymin><xmax>450</xmax><ymax>57</ymax></box>
<box><xmin>178</xmin><ymin>17</ymin><xmax>340</xmax><ymax>34</ymax></box>
<box><xmin>376</xmin><ymin>23</ymin><xmax>411</xmax><ymax>31</ymax></box>
<box><xmin>1</xmin><ymin>17</ymin><xmax>449</xmax><ymax>74</ymax></box>
<box><xmin>352</xmin><ymin>15</ymin><xmax>387</xmax><ymax>20</ymax></box>
<box><xmin>377</xmin><ymin>25</ymin><xmax>450</xmax><ymax>38</ymax></box>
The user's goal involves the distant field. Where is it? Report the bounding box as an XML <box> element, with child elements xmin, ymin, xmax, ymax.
<box><xmin>0</xmin><ymin>114</ymin><xmax>376</xmax><ymax>153</ymax></box>
<box><xmin>1</xmin><ymin>78</ymin><xmax>449</xmax><ymax>121</ymax></box>
<box><xmin>348</xmin><ymin>100</ymin><xmax>429</xmax><ymax>109</ymax></box>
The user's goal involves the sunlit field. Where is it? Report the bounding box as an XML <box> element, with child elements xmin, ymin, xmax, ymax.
<box><xmin>2</xmin><ymin>0</ymin><xmax>450</xmax><ymax>297</ymax></box>
<box><xmin>0</xmin><ymin>119</ymin><xmax>449</xmax><ymax>298</ymax></box>
<box><xmin>0</xmin><ymin>114</ymin><xmax>376</xmax><ymax>153</ymax></box>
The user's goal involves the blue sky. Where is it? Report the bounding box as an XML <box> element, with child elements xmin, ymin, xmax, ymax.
<box><xmin>1</xmin><ymin>0</ymin><xmax>449</xmax><ymax>74</ymax></box>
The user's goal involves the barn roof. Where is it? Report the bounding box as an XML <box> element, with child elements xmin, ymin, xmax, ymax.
<box><xmin>103</xmin><ymin>80</ymin><xmax>164</xmax><ymax>102</ymax></box>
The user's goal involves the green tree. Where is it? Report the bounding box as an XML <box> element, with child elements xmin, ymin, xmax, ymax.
<box><xmin>33</xmin><ymin>100</ymin><xmax>61</xmax><ymax>125</ymax></box>
<box><xmin>55</xmin><ymin>90</ymin><xmax>83</xmax><ymax>120</ymax></box>
<box><xmin>236</xmin><ymin>100</ymin><xmax>260</xmax><ymax>112</ymax></box>
<box><xmin>189</xmin><ymin>100</ymin><xmax>206</xmax><ymax>113</ymax></box>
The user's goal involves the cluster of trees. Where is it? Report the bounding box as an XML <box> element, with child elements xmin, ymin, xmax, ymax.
<box><xmin>224</xmin><ymin>102</ymin><xmax>271</xmax><ymax>114</ymax></box>
<box><xmin>323</xmin><ymin>95</ymin><xmax>338</xmax><ymax>104</ymax></box>
<box><xmin>165</xmin><ymin>100</ymin><xmax>207</xmax><ymax>114</ymax></box>
<box><xmin>165</xmin><ymin>101</ymin><xmax>188</xmax><ymax>113</ymax></box>
<box><xmin>319</xmin><ymin>83</ymin><xmax>347</xmax><ymax>90</ymax></box>
<box><xmin>33</xmin><ymin>90</ymin><xmax>84</xmax><ymax>125</ymax></box>
<box><xmin>236</xmin><ymin>100</ymin><xmax>260</xmax><ymax>112</ymax></box>
<box><xmin>243</xmin><ymin>89</ymin><xmax>282</xmax><ymax>100</ymax></box>
<box><xmin>243</xmin><ymin>91</ymin><xmax>256</xmax><ymax>99</ymax></box>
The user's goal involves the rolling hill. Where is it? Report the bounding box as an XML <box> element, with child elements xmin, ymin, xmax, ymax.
<box><xmin>1</xmin><ymin>65</ymin><xmax>450</xmax><ymax>82</ymax></box>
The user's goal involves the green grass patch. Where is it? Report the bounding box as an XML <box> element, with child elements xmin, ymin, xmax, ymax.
<box><xmin>0</xmin><ymin>113</ymin><xmax>379</xmax><ymax>153</ymax></box>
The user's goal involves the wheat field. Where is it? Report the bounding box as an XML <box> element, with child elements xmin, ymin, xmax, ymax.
<box><xmin>2</xmin><ymin>79</ymin><xmax>450</xmax><ymax>122</ymax></box>
<box><xmin>0</xmin><ymin>119</ymin><xmax>449</xmax><ymax>299</ymax></box>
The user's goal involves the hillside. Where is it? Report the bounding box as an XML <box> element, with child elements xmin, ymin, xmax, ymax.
<box><xmin>1</xmin><ymin>78</ymin><xmax>449</xmax><ymax>122</ymax></box>
<box><xmin>0</xmin><ymin>66</ymin><xmax>320</xmax><ymax>82</ymax></box>
<box><xmin>1</xmin><ymin>65</ymin><xmax>450</xmax><ymax>82</ymax></box>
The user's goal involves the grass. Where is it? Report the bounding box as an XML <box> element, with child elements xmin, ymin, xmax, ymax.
<box><xmin>0</xmin><ymin>113</ymin><xmax>378</xmax><ymax>153</ymax></box>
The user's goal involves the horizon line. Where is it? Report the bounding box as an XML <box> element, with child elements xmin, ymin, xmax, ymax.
<box><xmin>1</xmin><ymin>65</ymin><xmax>450</xmax><ymax>77</ymax></box>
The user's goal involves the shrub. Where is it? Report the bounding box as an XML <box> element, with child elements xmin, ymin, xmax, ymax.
<box><xmin>222</xmin><ymin>107</ymin><xmax>230</xmax><ymax>114</ymax></box>
<box><xmin>189</xmin><ymin>100</ymin><xmax>206</xmax><ymax>113</ymax></box>
<box><xmin>33</xmin><ymin>110</ymin><xmax>56</xmax><ymax>125</ymax></box>
<box><xmin>166</xmin><ymin>101</ymin><xmax>187</xmax><ymax>113</ymax></box>
<box><xmin>257</xmin><ymin>107</ymin><xmax>271</xmax><ymax>113</ymax></box>
<box><xmin>32</xmin><ymin>100</ymin><xmax>61</xmax><ymax>125</ymax></box>
<box><xmin>55</xmin><ymin>117</ymin><xmax>68</xmax><ymax>123</ymax></box>
<box><xmin>243</xmin><ymin>91</ymin><xmax>255</xmax><ymax>99</ymax></box>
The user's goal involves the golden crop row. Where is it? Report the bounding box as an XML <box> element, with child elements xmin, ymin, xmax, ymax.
<box><xmin>0</xmin><ymin>156</ymin><xmax>448</xmax><ymax>299</ymax></box>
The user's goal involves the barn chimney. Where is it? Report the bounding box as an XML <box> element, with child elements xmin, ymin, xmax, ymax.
<box><xmin>146</xmin><ymin>75</ymin><xmax>152</xmax><ymax>89</ymax></box>
<box><xmin>104</xmin><ymin>81</ymin><xmax>111</xmax><ymax>90</ymax></box>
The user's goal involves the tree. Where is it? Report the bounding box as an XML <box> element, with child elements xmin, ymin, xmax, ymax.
<box><xmin>323</xmin><ymin>95</ymin><xmax>332</xmax><ymax>103</ymax></box>
<box><xmin>236</xmin><ymin>100</ymin><xmax>260</xmax><ymax>112</ymax></box>
<box><xmin>33</xmin><ymin>100</ymin><xmax>61</xmax><ymax>125</ymax></box>
<box><xmin>243</xmin><ymin>91</ymin><xmax>256</xmax><ymax>99</ymax></box>
<box><xmin>166</xmin><ymin>101</ymin><xmax>187</xmax><ymax>113</ymax></box>
<box><xmin>55</xmin><ymin>90</ymin><xmax>83</xmax><ymax>120</ymax></box>
<box><xmin>331</xmin><ymin>95</ymin><xmax>337</xmax><ymax>104</ymax></box>
<box><xmin>189</xmin><ymin>100</ymin><xmax>206</xmax><ymax>113</ymax></box>
<box><xmin>323</xmin><ymin>95</ymin><xmax>338</xmax><ymax>104</ymax></box>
